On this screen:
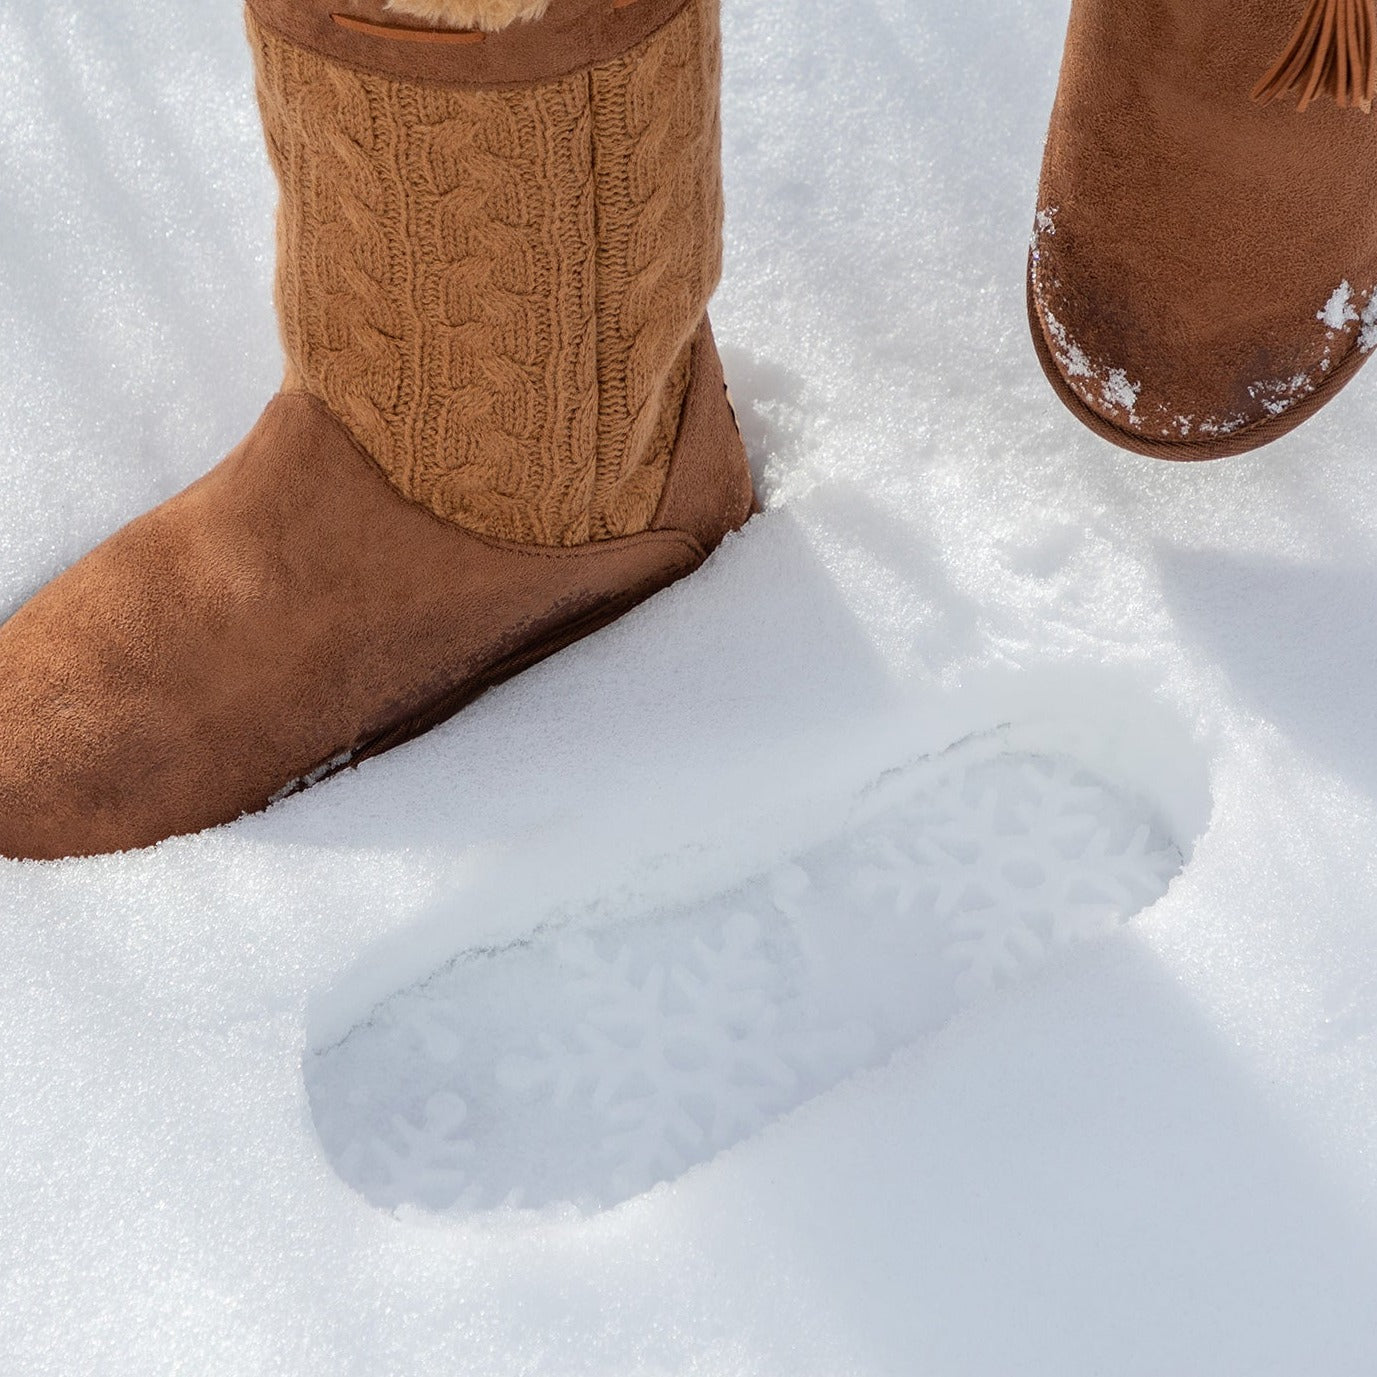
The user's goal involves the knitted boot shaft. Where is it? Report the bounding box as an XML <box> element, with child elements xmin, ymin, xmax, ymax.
<box><xmin>248</xmin><ymin>0</ymin><xmax>722</xmax><ymax>546</ymax></box>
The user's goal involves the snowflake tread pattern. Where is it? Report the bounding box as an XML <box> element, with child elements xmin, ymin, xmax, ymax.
<box><xmin>307</xmin><ymin>742</ymin><xmax>1183</xmax><ymax>1213</ymax></box>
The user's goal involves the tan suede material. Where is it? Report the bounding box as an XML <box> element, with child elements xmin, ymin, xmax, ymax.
<box><xmin>0</xmin><ymin>320</ymin><xmax>747</xmax><ymax>861</ymax></box>
<box><xmin>653</xmin><ymin>319</ymin><xmax>754</xmax><ymax>548</ymax></box>
<box><xmin>1030</xmin><ymin>0</ymin><xmax>1377</xmax><ymax>457</ymax></box>
<box><xmin>246</xmin><ymin>0</ymin><xmax>690</xmax><ymax>89</ymax></box>
<box><xmin>251</xmin><ymin>0</ymin><xmax>721</xmax><ymax>545</ymax></box>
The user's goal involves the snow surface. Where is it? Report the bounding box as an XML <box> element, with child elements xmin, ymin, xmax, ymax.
<box><xmin>3</xmin><ymin>0</ymin><xmax>1377</xmax><ymax>1373</ymax></box>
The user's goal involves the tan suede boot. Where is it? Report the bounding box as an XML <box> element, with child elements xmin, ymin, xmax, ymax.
<box><xmin>0</xmin><ymin>0</ymin><xmax>754</xmax><ymax>861</ymax></box>
<box><xmin>1028</xmin><ymin>0</ymin><xmax>1377</xmax><ymax>458</ymax></box>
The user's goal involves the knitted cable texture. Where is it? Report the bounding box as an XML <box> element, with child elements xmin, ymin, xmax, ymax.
<box><xmin>249</xmin><ymin>0</ymin><xmax>721</xmax><ymax>546</ymax></box>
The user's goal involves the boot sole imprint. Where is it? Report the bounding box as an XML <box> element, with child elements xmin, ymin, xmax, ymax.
<box><xmin>307</xmin><ymin>734</ymin><xmax>1186</xmax><ymax>1214</ymax></box>
<box><xmin>1025</xmin><ymin>253</ymin><xmax>1371</xmax><ymax>462</ymax></box>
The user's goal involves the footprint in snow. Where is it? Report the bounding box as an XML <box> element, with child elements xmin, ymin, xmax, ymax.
<box><xmin>306</xmin><ymin>732</ymin><xmax>1187</xmax><ymax>1215</ymax></box>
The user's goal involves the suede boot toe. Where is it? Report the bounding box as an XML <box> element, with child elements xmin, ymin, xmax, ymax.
<box><xmin>1030</xmin><ymin>0</ymin><xmax>1377</xmax><ymax>458</ymax></box>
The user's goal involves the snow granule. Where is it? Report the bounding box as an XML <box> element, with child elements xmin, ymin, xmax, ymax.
<box><xmin>1319</xmin><ymin>281</ymin><xmax>1360</xmax><ymax>330</ymax></box>
<box><xmin>1041</xmin><ymin>305</ymin><xmax>1092</xmax><ymax>379</ymax></box>
<box><xmin>1101</xmin><ymin>367</ymin><xmax>1140</xmax><ymax>414</ymax></box>
<box><xmin>1361</xmin><ymin>291</ymin><xmax>1377</xmax><ymax>353</ymax></box>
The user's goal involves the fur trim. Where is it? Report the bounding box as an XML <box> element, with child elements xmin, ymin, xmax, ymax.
<box><xmin>384</xmin><ymin>0</ymin><xmax>551</xmax><ymax>31</ymax></box>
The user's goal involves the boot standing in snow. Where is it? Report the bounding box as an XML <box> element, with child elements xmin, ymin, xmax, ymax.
<box><xmin>1028</xmin><ymin>0</ymin><xmax>1377</xmax><ymax>457</ymax></box>
<box><xmin>0</xmin><ymin>0</ymin><xmax>754</xmax><ymax>860</ymax></box>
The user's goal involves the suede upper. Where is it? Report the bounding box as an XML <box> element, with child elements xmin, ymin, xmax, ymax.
<box><xmin>1030</xmin><ymin>0</ymin><xmax>1377</xmax><ymax>455</ymax></box>
<box><xmin>0</xmin><ymin>324</ymin><xmax>751</xmax><ymax>860</ymax></box>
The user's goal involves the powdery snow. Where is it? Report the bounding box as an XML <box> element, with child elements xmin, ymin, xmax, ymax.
<box><xmin>2</xmin><ymin>0</ymin><xmax>1377</xmax><ymax>1374</ymax></box>
<box><xmin>1319</xmin><ymin>281</ymin><xmax>1359</xmax><ymax>331</ymax></box>
<box><xmin>1030</xmin><ymin>210</ymin><xmax>1141</xmax><ymax>424</ymax></box>
<box><xmin>1318</xmin><ymin>280</ymin><xmax>1377</xmax><ymax>355</ymax></box>
<box><xmin>1100</xmin><ymin>366</ymin><xmax>1140</xmax><ymax>415</ymax></box>
<box><xmin>1360</xmin><ymin>292</ymin><xmax>1377</xmax><ymax>354</ymax></box>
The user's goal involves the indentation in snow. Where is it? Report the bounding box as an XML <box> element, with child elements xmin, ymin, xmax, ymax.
<box><xmin>307</xmin><ymin>737</ymin><xmax>1185</xmax><ymax>1215</ymax></box>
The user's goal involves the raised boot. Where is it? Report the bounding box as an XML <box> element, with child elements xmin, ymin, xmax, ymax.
<box><xmin>0</xmin><ymin>0</ymin><xmax>754</xmax><ymax>861</ymax></box>
<box><xmin>1028</xmin><ymin>0</ymin><xmax>1377</xmax><ymax>459</ymax></box>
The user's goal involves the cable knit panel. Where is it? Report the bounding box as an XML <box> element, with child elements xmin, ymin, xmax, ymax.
<box><xmin>247</xmin><ymin>0</ymin><xmax>721</xmax><ymax>547</ymax></box>
<box><xmin>589</xmin><ymin>0</ymin><xmax>722</xmax><ymax>540</ymax></box>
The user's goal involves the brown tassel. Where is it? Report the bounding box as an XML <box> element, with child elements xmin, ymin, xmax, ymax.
<box><xmin>1253</xmin><ymin>0</ymin><xmax>1377</xmax><ymax>112</ymax></box>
